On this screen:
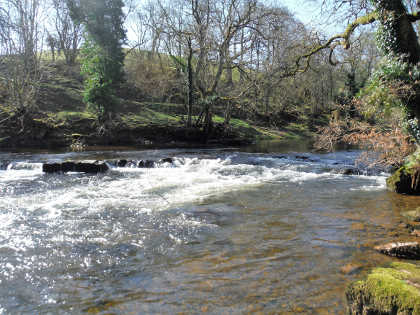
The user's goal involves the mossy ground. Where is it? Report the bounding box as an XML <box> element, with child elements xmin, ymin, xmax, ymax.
<box><xmin>346</xmin><ymin>262</ymin><xmax>420</xmax><ymax>314</ymax></box>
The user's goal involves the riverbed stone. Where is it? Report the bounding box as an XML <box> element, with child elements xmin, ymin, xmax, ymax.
<box><xmin>42</xmin><ymin>163</ymin><xmax>62</xmax><ymax>173</ymax></box>
<box><xmin>340</xmin><ymin>264</ymin><xmax>363</xmax><ymax>275</ymax></box>
<box><xmin>61</xmin><ymin>161</ymin><xmax>76</xmax><ymax>172</ymax></box>
<box><xmin>42</xmin><ymin>161</ymin><xmax>109</xmax><ymax>173</ymax></box>
<box><xmin>75</xmin><ymin>162</ymin><xmax>108</xmax><ymax>173</ymax></box>
<box><xmin>138</xmin><ymin>160</ymin><xmax>155</xmax><ymax>168</ymax></box>
<box><xmin>117</xmin><ymin>159</ymin><xmax>128</xmax><ymax>167</ymax></box>
<box><xmin>402</xmin><ymin>208</ymin><xmax>420</xmax><ymax>222</ymax></box>
<box><xmin>337</xmin><ymin>167</ymin><xmax>360</xmax><ymax>175</ymax></box>
<box><xmin>346</xmin><ymin>262</ymin><xmax>420</xmax><ymax>315</ymax></box>
<box><xmin>0</xmin><ymin>160</ymin><xmax>10</xmax><ymax>170</ymax></box>
<box><xmin>159</xmin><ymin>157</ymin><xmax>174</xmax><ymax>164</ymax></box>
<box><xmin>374</xmin><ymin>242</ymin><xmax>420</xmax><ymax>260</ymax></box>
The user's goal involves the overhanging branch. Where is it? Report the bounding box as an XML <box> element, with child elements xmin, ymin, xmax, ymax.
<box><xmin>292</xmin><ymin>11</ymin><xmax>378</xmax><ymax>75</ymax></box>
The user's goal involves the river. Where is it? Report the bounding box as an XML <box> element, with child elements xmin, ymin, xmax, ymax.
<box><xmin>0</xmin><ymin>144</ymin><xmax>418</xmax><ymax>314</ymax></box>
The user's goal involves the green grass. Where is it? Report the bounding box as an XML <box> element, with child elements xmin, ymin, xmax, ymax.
<box><xmin>120</xmin><ymin>108</ymin><xmax>181</xmax><ymax>127</ymax></box>
<box><xmin>55</xmin><ymin>111</ymin><xmax>95</xmax><ymax>121</ymax></box>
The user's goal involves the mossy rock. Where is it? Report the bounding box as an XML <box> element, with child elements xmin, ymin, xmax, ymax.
<box><xmin>387</xmin><ymin>151</ymin><xmax>420</xmax><ymax>195</ymax></box>
<box><xmin>346</xmin><ymin>262</ymin><xmax>420</xmax><ymax>314</ymax></box>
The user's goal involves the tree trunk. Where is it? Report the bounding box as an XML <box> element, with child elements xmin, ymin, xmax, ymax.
<box><xmin>264</xmin><ymin>84</ymin><xmax>272</xmax><ymax>115</ymax></box>
<box><xmin>187</xmin><ymin>38</ymin><xmax>194</xmax><ymax>128</ymax></box>
<box><xmin>224</xmin><ymin>100</ymin><xmax>232</xmax><ymax>126</ymax></box>
<box><xmin>226</xmin><ymin>57</ymin><xmax>233</xmax><ymax>88</ymax></box>
<box><xmin>374</xmin><ymin>0</ymin><xmax>420</xmax><ymax>64</ymax></box>
<box><xmin>373</xmin><ymin>0</ymin><xmax>420</xmax><ymax>141</ymax></box>
<box><xmin>239</xmin><ymin>29</ymin><xmax>244</xmax><ymax>82</ymax></box>
<box><xmin>203</xmin><ymin>104</ymin><xmax>213</xmax><ymax>143</ymax></box>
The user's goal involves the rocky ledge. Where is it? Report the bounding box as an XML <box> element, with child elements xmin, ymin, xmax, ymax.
<box><xmin>42</xmin><ymin>158</ymin><xmax>175</xmax><ymax>174</ymax></box>
<box><xmin>374</xmin><ymin>242</ymin><xmax>420</xmax><ymax>260</ymax></box>
<box><xmin>43</xmin><ymin>161</ymin><xmax>109</xmax><ymax>173</ymax></box>
<box><xmin>387</xmin><ymin>150</ymin><xmax>420</xmax><ymax>195</ymax></box>
<box><xmin>346</xmin><ymin>262</ymin><xmax>420</xmax><ymax>315</ymax></box>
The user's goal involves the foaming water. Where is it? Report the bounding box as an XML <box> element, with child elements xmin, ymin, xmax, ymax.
<box><xmin>0</xmin><ymin>148</ymin><xmax>412</xmax><ymax>314</ymax></box>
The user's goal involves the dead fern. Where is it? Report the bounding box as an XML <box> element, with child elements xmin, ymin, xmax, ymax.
<box><xmin>315</xmin><ymin>118</ymin><xmax>416</xmax><ymax>168</ymax></box>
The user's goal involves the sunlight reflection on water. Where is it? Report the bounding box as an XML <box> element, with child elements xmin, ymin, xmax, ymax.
<box><xmin>0</xmin><ymin>147</ymin><xmax>417</xmax><ymax>314</ymax></box>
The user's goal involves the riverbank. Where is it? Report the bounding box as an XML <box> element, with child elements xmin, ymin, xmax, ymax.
<box><xmin>0</xmin><ymin>62</ymin><xmax>323</xmax><ymax>150</ymax></box>
<box><xmin>345</xmin><ymin>147</ymin><xmax>420</xmax><ymax>314</ymax></box>
<box><xmin>0</xmin><ymin>107</ymin><xmax>316</xmax><ymax>149</ymax></box>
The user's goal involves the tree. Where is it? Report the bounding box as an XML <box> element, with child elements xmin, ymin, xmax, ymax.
<box><xmin>157</xmin><ymin>0</ymin><xmax>271</xmax><ymax>136</ymax></box>
<box><xmin>51</xmin><ymin>0</ymin><xmax>82</xmax><ymax>65</ymax></box>
<box><xmin>68</xmin><ymin>0</ymin><xmax>126</xmax><ymax>127</ymax></box>
<box><xmin>298</xmin><ymin>0</ymin><xmax>420</xmax><ymax>143</ymax></box>
<box><xmin>0</xmin><ymin>0</ymin><xmax>43</xmax><ymax>119</ymax></box>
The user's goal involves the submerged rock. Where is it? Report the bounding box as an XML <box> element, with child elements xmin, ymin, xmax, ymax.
<box><xmin>402</xmin><ymin>208</ymin><xmax>420</xmax><ymax>222</ymax></box>
<box><xmin>138</xmin><ymin>160</ymin><xmax>155</xmax><ymax>168</ymax></box>
<box><xmin>159</xmin><ymin>157</ymin><xmax>174</xmax><ymax>164</ymax></box>
<box><xmin>340</xmin><ymin>264</ymin><xmax>363</xmax><ymax>275</ymax></box>
<box><xmin>374</xmin><ymin>242</ymin><xmax>420</xmax><ymax>260</ymax></box>
<box><xmin>42</xmin><ymin>163</ymin><xmax>61</xmax><ymax>173</ymax></box>
<box><xmin>334</xmin><ymin>167</ymin><xmax>360</xmax><ymax>175</ymax></box>
<box><xmin>295</xmin><ymin>155</ymin><xmax>310</xmax><ymax>160</ymax></box>
<box><xmin>113</xmin><ymin>159</ymin><xmax>137</xmax><ymax>168</ymax></box>
<box><xmin>346</xmin><ymin>262</ymin><xmax>420</xmax><ymax>314</ymax></box>
<box><xmin>43</xmin><ymin>161</ymin><xmax>109</xmax><ymax>173</ymax></box>
<box><xmin>0</xmin><ymin>161</ymin><xmax>10</xmax><ymax>170</ymax></box>
<box><xmin>107</xmin><ymin>158</ymin><xmax>173</xmax><ymax>168</ymax></box>
<box><xmin>117</xmin><ymin>159</ymin><xmax>128</xmax><ymax>167</ymax></box>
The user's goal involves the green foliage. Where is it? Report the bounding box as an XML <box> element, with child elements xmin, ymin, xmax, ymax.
<box><xmin>358</xmin><ymin>55</ymin><xmax>420</xmax><ymax>139</ymax></box>
<box><xmin>80</xmin><ymin>37</ymin><xmax>117</xmax><ymax>118</ymax></box>
<box><xmin>373</xmin><ymin>56</ymin><xmax>420</xmax><ymax>82</ymax></box>
<box><xmin>69</xmin><ymin>0</ymin><xmax>126</xmax><ymax>121</ymax></box>
<box><xmin>358</xmin><ymin>74</ymin><xmax>402</xmax><ymax>118</ymax></box>
<box><xmin>375</xmin><ymin>22</ymin><xmax>400</xmax><ymax>57</ymax></box>
<box><xmin>169</xmin><ymin>55</ymin><xmax>187</xmax><ymax>73</ymax></box>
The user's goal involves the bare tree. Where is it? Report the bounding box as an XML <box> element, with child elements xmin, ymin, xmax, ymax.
<box><xmin>51</xmin><ymin>0</ymin><xmax>82</xmax><ymax>65</ymax></box>
<box><xmin>0</xmin><ymin>0</ymin><xmax>44</xmax><ymax>124</ymax></box>
<box><xmin>155</xmin><ymin>0</ymin><xmax>265</xmax><ymax>135</ymax></box>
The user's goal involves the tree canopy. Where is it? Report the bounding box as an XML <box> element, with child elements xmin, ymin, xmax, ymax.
<box><xmin>304</xmin><ymin>0</ymin><xmax>420</xmax><ymax>143</ymax></box>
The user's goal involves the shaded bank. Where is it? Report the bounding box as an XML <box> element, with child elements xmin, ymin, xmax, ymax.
<box><xmin>387</xmin><ymin>149</ymin><xmax>420</xmax><ymax>195</ymax></box>
<box><xmin>0</xmin><ymin>108</ymin><xmax>315</xmax><ymax>150</ymax></box>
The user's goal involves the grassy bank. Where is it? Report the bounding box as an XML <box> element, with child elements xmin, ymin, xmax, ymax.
<box><xmin>0</xmin><ymin>61</ymin><xmax>321</xmax><ymax>149</ymax></box>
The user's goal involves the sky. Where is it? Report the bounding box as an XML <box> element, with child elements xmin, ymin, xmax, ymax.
<box><xmin>281</xmin><ymin>0</ymin><xmax>322</xmax><ymax>24</ymax></box>
<box><xmin>125</xmin><ymin>0</ymin><xmax>346</xmax><ymax>44</ymax></box>
<box><xmin>280</xmin><ymin>0</ymin><xmax>345</xmax><ymax>35</ymax></box>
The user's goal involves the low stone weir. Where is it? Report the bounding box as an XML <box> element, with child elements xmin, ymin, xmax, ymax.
<box><xmin>41</xmin><ymin>158</ymin><xmax>175</xmax><ymax>173</ymax></box>
<box><xmin>42</xmin><ymin>161</ymin><xmax>109</xmax><ymax>173</ymax></box>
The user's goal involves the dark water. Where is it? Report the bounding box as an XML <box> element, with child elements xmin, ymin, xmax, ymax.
<box><xmin>0</xmin><ymin>144</ymin><xmax>419</xmax><ymax>314</ymax></box>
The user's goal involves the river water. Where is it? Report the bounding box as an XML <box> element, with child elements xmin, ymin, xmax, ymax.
<box><xmin>0</xmin><ymin>144</ymin><xmax>418</xmax><ymax>314</ymax></box>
